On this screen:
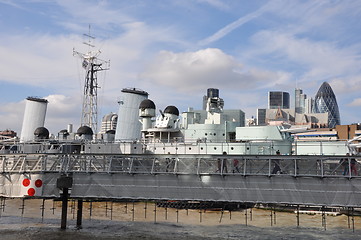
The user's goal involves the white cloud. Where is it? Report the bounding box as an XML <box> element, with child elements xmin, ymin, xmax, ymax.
<box><xmin>0</xmin><ymin>34</ymin><xmax>79</xmax><ymax>88</ymax></box>
<box><xmin>249</xmin><ymin>31</ymin><xmax>361</xmax><ymax>85</ymax></box>
<box><xmin>140</xmin><ymin>48</ymin><xmax>290</xmax><ymax>93</ymax></box>
<box><xmin>348</xmin><ymin>98</ymin><xmax>361</xmax><ymax>107</ymax></box>
<box><xmin>0</xmin><ymin>99</ymin><xmax>25</xmax><ymax>133</ymax></box>
<box><xmin>54</xmin><ymin>0</ymin><xmax>133</xmax><ymax>31</ymax></box>
<box><xmin>0</xmin><ymin>94</ymin><xmax>81</xmax><ymax>135</ymax></box>
<box><xmin>44</xmin><ymin>94</ymin><xmax>81</xmax><ymax>133</ymax></box>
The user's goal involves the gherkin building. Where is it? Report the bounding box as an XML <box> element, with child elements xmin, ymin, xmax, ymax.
<box><xmin>312</xmin><ymin>82</ymin><xmax>340</xmax><ymax>128</ymax></box>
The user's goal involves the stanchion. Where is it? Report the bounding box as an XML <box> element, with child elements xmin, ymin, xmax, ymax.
<box><xmin>110</xmin><ymin>201</ymin><xmax>113</xmax><ymax>220</ymax></box>
<box><xmin>273</xmin><ymin>207</ymin><xmax>276</xmax><ymax>225</ymax></box>
<box><xmin>219</xmin><ymin>209</ymin><xmax>224</xmax><ymax>223</ymax></box>
<box><xmin>71</xmin><ymin>200</ymin><xmax>76</xmax><ymax>219</ymax></box>
<box><xmin>352</xmin><ymin>207</ymin><xmax>355</xmax><ymax>232</ymax></box>
<box><xmin>40</xmin><ymin>199</ymin><xmax>45</xmax><ymax>222</ymax></box>
<box><xmin>77</xmin><ymin>199</ymin><xmax>83</xmax><ymax>229</ymax></box>
<box><xmin>250</xmin><ymin>207</ymin><xmax>252</xmax><ymax>221</ymax></box>
<box><xmin>144</xmin><ymin>202</ymin><xmax>147</xmax><ymax>219</ymax></box>
<box><xmin>132</xmin><ymin>201</ymin><xmax>135</xmax><ymax>221</ymax></box>
<box><xmin>2</xmin><ymin>197</ymin><xmax>5</xmax><ymax>213</ymax></box>
<box><xmin>60</xmin><ymin>188</ymin><xmax>69</xmax><ymax>230</ymax></box>
<box><xmin>19</xmin><ymin>199</ymin><xmax>25</xmax><ymax>218</ymax></box>
<box><xmin>154</xmin><ymin>202</ymin><xmax>157</xmax><ymax>223</ymax></box>
<box><xmin>0</xmin><ymin>198</ymin><xmax>2</xmax><ymax>218</ymax></box>
<box><xmin>57</xmin><ymin>176</ymin><xmax>73</xmax><ymax>230</ymax></box>
<box><xmin>245</xmin><ymin>208</ymin><xmax>248</xmax><ymax>226</ymax></box>
<box><xmin>51</xmin><ymin>200</ymin><xmax>56</xmax><ymax>215</ymax></box>
<box><xmin>89</xmin><ymin>201</ymin><xmax>93</xmax><ymax>220</ymax></box>
<box><xmin>321</xmin><ymin>206</ymin><xmax>326</xmax><ymax>231</ymax></box>
<box><xmin>176</xmin><ymin>208</ymin><xmax>179</xmax><ymax>223</ymax></box>
<box><xmin>296</xmin><ymin>205</ymin><xmax>300</xmax><ymax>228</ymax></box>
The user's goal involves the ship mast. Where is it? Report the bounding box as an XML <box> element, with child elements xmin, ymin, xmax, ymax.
<box><xmin>73</xmin><ymin>25</ymin><xmax>110</xmax><ymax>134</ymax></box>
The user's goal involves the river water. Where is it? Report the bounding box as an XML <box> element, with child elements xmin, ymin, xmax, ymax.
<box><xmin>0</xmin><ymin>199</ymin><xmax>359</xmax><ymax>239</ymax></box>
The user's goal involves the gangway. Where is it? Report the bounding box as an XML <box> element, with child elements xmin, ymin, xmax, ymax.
<box><xmin>1</xmin><ymin>153</ymin><xmax>360</xmax><ymax>207</ymax></box>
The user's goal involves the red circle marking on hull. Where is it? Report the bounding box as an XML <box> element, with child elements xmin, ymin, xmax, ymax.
<box><xmin>22</xmin><ymin>179</ymin><xmax>30</xmax><ymax>187</ymax></box>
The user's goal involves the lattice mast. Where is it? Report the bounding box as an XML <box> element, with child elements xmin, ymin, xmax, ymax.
<box><xmin>73</xmin><ymin>26</ymin><xmax>109</xmax><ymax>134</ymax></box>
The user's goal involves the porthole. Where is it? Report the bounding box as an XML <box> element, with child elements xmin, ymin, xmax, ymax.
<box><xmin>189</xmin><ymin>147</ymin><xmax>192</xmax><ymax>150</ymax></box>
<box><xmin>231</xmin><ymin>147</ymin><xmax>234</xmax><ymax>150</ymax></box>
<box><xmin>214</xmin><ymin>147</ymin><xmax>217</xmax><ymax>150</ymax></box>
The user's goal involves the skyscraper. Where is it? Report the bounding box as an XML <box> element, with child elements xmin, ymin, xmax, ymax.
<box><xmin>312</xmin><ymin>82</ymin><xmax>340</xmax><ymax>128</ymax></box>
<box><xmin>268</xmin><ymin>91</ymin><xmax>290</xmax><ymax>109</ymax></box>
<box><xmin>256</xmin><ymin>108</ymin><xmax>266</xmax><ymax>125</ymax></box>
<box><xmin>295</xmin><ymin>88</ymin><xmax>307</xmax><ymax>114</ymax></box>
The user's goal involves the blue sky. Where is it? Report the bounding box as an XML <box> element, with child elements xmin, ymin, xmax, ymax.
<box><xmin>1</xmin><ymin>0</ymin><xmax>361</xmax><ymax>134</ymax></box>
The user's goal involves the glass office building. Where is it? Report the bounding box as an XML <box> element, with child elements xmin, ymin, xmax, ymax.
<box><xmin>295</xmin><ymin>88</ymin><xmax>307</xmax><ymax>114</ymax></box>
<box><xmin>269</xmin><ymin>91</ymin><xmax>290</xmax><ymax>109</ymax></box>
<box><xmin>312</xmin><ymin>82</ymin><xmax>340</xmax><ymax>128</ymax></box>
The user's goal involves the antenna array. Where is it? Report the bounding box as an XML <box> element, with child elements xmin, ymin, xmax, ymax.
<box><xmin>73</xmin><ymin>25</ymin><xmax>110</xmax><ymax>135</ymax></box>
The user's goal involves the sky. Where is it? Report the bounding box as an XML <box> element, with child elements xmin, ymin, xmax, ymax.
<box><xmin>1</xmin><ymin>0</ymin><xmax>361</xmax><ymax>135</ymax></box>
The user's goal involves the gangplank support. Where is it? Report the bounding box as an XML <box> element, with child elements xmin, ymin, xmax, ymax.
<box><xmin>245</xmin><ymin>208</ymin><xmax>248</xmax><ymax>226</ymax></box>
<box><xmin>41</xmin><ymin>199</ymin><xmax>45</xmax><ymax>222</ymax></box>
<box><xmin>60</xmin><ymin>188</ymin><xmax>69</xmax><ymax>230</ymax></box>
<box><xmin>56</xmin><ymin>176</ymin><xmax>73</xmax><ymax>230</ymax></box>
<box><xmin>77</xmin><ymin>199</ymin><xmax>83</xmax><ymax>229</ymax></box>
<box><xmin>296</xmin><ymin>205</ymin><xmax>300</xmax><ymax>227</ymax></box>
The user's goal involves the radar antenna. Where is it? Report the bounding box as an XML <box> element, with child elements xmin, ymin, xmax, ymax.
<box><xmin>73</xmin><ymin>25</ymin><xmax>110</xmax><ymax>135</ymax></box>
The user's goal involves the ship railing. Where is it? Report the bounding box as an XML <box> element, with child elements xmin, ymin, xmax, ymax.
<box><xmin>143</xmin><ymin>140</ymin><xmax>292</xmax><ymax>155</ymax></box>
<box><xmin>0</xmin><ymin>153</ymin><xmax>360</xmax><ymax>178</ymax></box>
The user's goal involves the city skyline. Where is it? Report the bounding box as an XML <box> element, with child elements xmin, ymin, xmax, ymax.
<box><xmin>1</xmin><ymin>0</ymin><xmax>361</xmax><ymax>134</ymax></box>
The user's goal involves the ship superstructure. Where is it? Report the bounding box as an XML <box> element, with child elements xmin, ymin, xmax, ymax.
<box><xmin>139</xmin><ymin>90</ymin><xmax>293</xmax><ymax>155</ymax></box>
<box><xmin>1</xmin><ymin>87</ymin><xmax>357</xmax><ymax>156</ymax></box>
